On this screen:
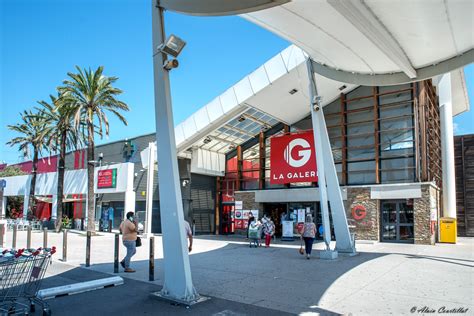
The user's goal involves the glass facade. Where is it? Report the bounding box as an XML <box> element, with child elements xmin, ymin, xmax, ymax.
<box><xmin>221</xmin><ymin>83</ymin><xmax>433</xmax><ymax>193</ymax></box>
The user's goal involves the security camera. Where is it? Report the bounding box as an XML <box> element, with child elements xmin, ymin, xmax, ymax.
<box><xmin>312</xmin><ymin>95</ymin><xmax>322</xmax><ymax>111</ymax></box>
<box><xmin>163</xmin><ymin>59</ymin><xmax>179</xmax><ymax>70</ymax></box>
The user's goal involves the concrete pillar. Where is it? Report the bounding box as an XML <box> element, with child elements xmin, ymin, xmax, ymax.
<box><xmin>438</xmin><ymin>74</ymin><xmax>457</xmax><ymax>218</ymax></box>
<box><xmin>51</xmin><ymin>195</ymin><xmax>58</xmax><ymax>220</ymax></box>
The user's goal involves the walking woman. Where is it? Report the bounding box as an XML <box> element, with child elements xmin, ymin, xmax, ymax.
<box><xmin>301</xmin><ymin>214</ymin><xmax>316</xmax><ymax>259</ymax></box>
<box><xmin>262</xmin><ymin>216</ymin><xmax>275</xmax><ymax>248</ymax></box>
<box><xmin>120</xmin><ymin>211</ymin><xmax>138</xmax><ymax>272</ymax></box>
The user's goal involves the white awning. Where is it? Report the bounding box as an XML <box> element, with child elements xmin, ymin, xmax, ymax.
<box><xmin>242</xmin><ymin>0</ymin><xmax>473</xmax><ymax>85</ymax></box>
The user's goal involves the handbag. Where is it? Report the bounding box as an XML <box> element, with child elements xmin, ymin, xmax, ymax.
<box><xmin>299</xmin><ymin>237</ymin><xmax>304</xmax><ymax>255</ymax></box>
<box><xmin>136</xmin><ymin>236</ymin><xmax>142</xmax><ymax>247</ymax></box>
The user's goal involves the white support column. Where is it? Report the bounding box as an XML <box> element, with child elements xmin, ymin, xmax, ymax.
<box><xmin>51</xmin><ymin>195</ymin><xmax>58</xmax><ymax>220</ymax></box>
<box><xmin>23</xmin><ymin>192</ymin><xmax>29</xmax><ymax>219</ymax></box>
<box><xmin>307</xmin><ymin>59</ymin><xmax>355</xmax><ymax>256</ymax></box>
<box><xmin>151</xmin><ymin>1</ymin><xmax>199</xmax><ymax>303</ymax></box>
<box><xmin>438</xmin><ymin>73</ymin><xmax>457</xmax><ymax>218</ymax></box>
<box><xmin>124</xmin><ymin>191</ymin><xmax>136</xmax><ymax>218</ymax></box>
<box><xmin>145</xmin><ymin>142</ymin><xmax>155</xmax><ymax>235</ymax></box>
<box><xmin>307</xmin><ymin>59</ymin><xmax>336</xmax><ymax>258</ymax></box>
<box><xmin>124</xmin><ymin>162</ymin><xmax>136</xmax><ymax>220</ymax></box>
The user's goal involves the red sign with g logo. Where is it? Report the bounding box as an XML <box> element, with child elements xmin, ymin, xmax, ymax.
<box><xmin>352</xmin><ymin>205</ymin><xmax>367</xmax><ymax>221</ymax></box>
<box><xmin>270</xmin><ymin>131</ymin><xmax>318</xmax><ymax>184</ymax></box>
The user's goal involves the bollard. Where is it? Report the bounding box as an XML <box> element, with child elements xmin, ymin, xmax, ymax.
<box><xmin>149</xmin><ymin>236</ymin><xmax>155</xmax><ymax>281</ymax></box>
<box><xmin>43</xmin><ymin>228</ymin><xmax>48</xmax><ymax>249</ymax></box>
<box><xmin>86</xmin><ymin>231</ymin><xmax>91</xmax><ymax>267</ymax></box>
<box><xmin>12</xmin><ymin>224</ymin><xmax>17</xmax><ymax>249</ymax></box>
<box><xmin>0</xmin><ymin>224</ymin><xmax>4</xmax><ymax>248</ymax></box>
<box><xmin>27</xmin><ymin>226</ymin><xmax>32</xmax><ymax>249</ymax></box>
<box><xmin>114</xmin><ymin>233</ymin><xmax>119</xmax><ymax>273</ymax></box>
<box><xmin>62</xmin><ymin>229</ymin><xmax>68</xmax><ymax>262</ymax></box>
<box><xmin>81</xmin><ymin>218</ymin><xmax>85</xmax><ymax>231</ymax></box>
<box><xmin>108</xmin><ymin>220</ymin><xmax>112</xmax><ymax>233</ymax></box>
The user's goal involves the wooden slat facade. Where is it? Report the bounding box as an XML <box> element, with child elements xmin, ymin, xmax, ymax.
<box><xmin>454</xmin><ymin>134</ymin><xmax>474</xmax><ymax>237</ymax></box>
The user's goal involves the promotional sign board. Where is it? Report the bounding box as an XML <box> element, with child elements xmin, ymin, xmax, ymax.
<box><xmin>297</xmin><ymin>209</ymin><xmax>306</xmax><ymax>223</ymax></box>
<box><xmin>235</xmin><ymin>210</ymin><xmax>260</xmax><ymax>230</ymax></box>
<box><xmin>270</xmin><ymin>131</ymin><xmax>317</xmax><ymax>184</ymax></box>
<box><xmin>97</xmin><ymin>169</ymin><xmax>117</xmax><ymax>189</ymax></box>
<box><xmin>235</xmin><ymin>201</ymin><xmax>243</xmax><ymax>210</ymax></box>
<box><xmin>234</xmin><ymin>210</ymin><xmax>244</xmax><ymax>229</ymax></box>
<box><xmin>282</xmin><ymin>220</ymin><xmax>294</xmax><ymax>238</ymax></box>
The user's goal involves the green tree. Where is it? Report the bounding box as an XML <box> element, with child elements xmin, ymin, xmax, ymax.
<box><xmin>59</xmin><ymin>66</ymin><xmax>129</xmax><ymax>232</ymax></box>
<box><xmin>36</xmin><ymin>94</ymin><xmax>85</xmax><ymax>232</ymax></box>
<box><xmin>7</xmin><ymin>110</ymin><xmax>48</xmax><ymax>214</ymax></box>
<box><xmin>0</xmin><ymin>166</ymin><xmax>27</xmax><ymax>177</ymax></box>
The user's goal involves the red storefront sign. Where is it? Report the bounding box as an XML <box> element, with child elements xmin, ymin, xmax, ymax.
<box><xmin>97</xmin><ymin>168</ymin><xmax>117</xmax><ymax>189</ymax></box>
<box><xmin>270</xmin><ymin>131</ymin><xmax>317</xmax><ymax>184</ymax></box>
<box><xmin>352</xmin><ymin>205</ymin><xmax>367</xmax><ymax>221</ymax></box>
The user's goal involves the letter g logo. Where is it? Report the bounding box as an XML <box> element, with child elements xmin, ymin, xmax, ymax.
<box><xmin>284</xmin><ymin>138</ymin><xmax>311</xmax><ymax>167</ymax></box>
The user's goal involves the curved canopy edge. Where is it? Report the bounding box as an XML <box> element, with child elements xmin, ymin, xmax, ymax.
<box><xmin>158</xmin><ymin>0</ymin><xmax>290</xmax><ymax>16</ymax></box>
<box><xmin>312</xmin><ymin>49</ymin><xmax>474</xmax><ymax>86</ymax></box>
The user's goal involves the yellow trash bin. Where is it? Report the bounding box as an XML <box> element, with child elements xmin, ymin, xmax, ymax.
<box><xmin>439</xmin><ymin>217</ymin><xmax>457</xmax><ymax>243</ymax></box>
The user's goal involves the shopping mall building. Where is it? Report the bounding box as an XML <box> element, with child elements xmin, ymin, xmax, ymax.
<box><xmin>1</xmin><ymin>45</ymin><xmax>471</xmax><ymax>244</ymax></box>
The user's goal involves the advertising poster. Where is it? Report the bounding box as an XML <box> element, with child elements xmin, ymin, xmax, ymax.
<box><xmin>297</xmin><ymin>209</ymin><xmax>306</xmax><ymax>223</ymax></box>
<box><xmin>241</xmin><ymin>210</ymin><xmax>259</xmax><ymax>229</ymax></box>
<box><xmin>235</xmin><ymin>201</ymin><xmax>243</xmax><ymax>210</ymax></box>
<box><xmin>234</xmin><ymin>210</ymin><xmax>243</xmax><ymax>229</ymax></box>
<box><xmin>282</xmin><ymin>220</ymin><xmax>294</xmax><ymax>238</ymax></box>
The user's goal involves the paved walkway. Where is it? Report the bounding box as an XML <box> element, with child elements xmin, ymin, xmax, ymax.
<box><xmin>3</xmin><ymin>230</ymin><xmax>473</xmax><ymax>315</ymax></box>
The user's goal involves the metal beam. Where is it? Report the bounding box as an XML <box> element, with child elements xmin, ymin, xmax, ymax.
<box><xmin>328</xmin><ymin>0</ymin><xmax>417</xmax><ymax>79</ymax></box>
<box><xmin>312</xmin><ymin>48</ymin><xmax>474</xmax><ymax>86</ymax></box>
<box><xmin>159</xmin><ymin>0</ymin><xmax>289</xmax><ymax>17</ymax></box>
<box><xmin>307</xmin><ymin>58</ymin><xmax>355</xmax><ymax>255</ymax></box>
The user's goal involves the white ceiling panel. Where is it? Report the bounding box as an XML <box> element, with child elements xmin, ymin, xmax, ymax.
<box><xmin>248</xmin><ymin>65</ymin><xmax>271</xmax><ymax>94</ymax></box>
<box><xmin>264</xmin><ymin>53</ymin><xmax>288</xmax><ymax>82</ymax></box>
<box><xmin>234</xmin><ymin>77</ymin><xmax>255</xmax><ymax>103</ymax></box>
<box><xmin>219</xmin><ymin>87</ymin><xmax>239</xmax><ymax>113</ymax></box>
<box><xmin>206</xmin><ymin>97</ymin><xmax>225</xmax><ymax>123</ymax></box>
<box><xmin>193</xmin><ymin>106</ymin><xmax>211</xmax><ymax>131</ymax></box>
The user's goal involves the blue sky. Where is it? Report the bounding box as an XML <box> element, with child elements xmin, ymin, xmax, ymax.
<box><xmin>1</xmin><ymin>0</ymin><xmax>473</xmax><ymax>164</ymax></box>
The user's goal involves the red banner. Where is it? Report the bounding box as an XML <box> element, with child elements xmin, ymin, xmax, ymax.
<box><xmin>270</xmin><ymin>131</ymin><xmax>317</xmax><ymax>184</ymax></box>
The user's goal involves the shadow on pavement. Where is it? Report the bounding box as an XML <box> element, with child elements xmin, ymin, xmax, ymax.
<box><xmin>54</xmin><ymin>242</ymin><xmax>390</xmax><ymax>315</ymax></box>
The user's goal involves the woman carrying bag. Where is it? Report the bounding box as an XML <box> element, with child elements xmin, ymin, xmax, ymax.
<box><xmin>300</xmin><ymin>214</ymin><xmax>316</xmax><ymax>259</ymax></box>
<box><xmin>120</xmin><ymin>211</ymin><xmax>138</xmax><ymax>272</ymax></box>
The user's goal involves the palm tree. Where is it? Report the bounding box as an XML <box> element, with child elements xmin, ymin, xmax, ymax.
<box><xmin>7</xmin><ymin>110</ymin><xmax>47</xmax><ymax>216</ymax></box>
<box><xmin>36</xmin><ymin>94</ymin><xmax>85</xmax><ymax>232</ymax></box>
<box><xmin>59</xmin><ymin>66</ymin><xmax>129</xmax><ymax>232</ymax></box>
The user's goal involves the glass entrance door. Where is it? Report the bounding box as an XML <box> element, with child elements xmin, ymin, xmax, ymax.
<box><xmin>381</xmin><ymin>200</ymin><xmax>414</xmax><ymax>243</ymax></box>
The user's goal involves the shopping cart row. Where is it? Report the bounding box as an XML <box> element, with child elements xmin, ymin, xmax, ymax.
<box><xmin>0</xmin><ymin>247</ymin><xmax>56</xmax><ymax>315</ymax></box>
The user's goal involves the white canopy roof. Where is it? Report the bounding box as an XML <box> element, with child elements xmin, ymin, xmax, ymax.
<box><xmin>243</xmin><ymin>0</ymin><xmax>473</xmax><ymax>85</ymax></box>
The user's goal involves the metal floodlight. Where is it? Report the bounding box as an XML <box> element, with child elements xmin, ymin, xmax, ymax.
<box><xmin>159</xmin><ymin>34</ymin><xmax>186</xmax><ymax>58</ymax></box>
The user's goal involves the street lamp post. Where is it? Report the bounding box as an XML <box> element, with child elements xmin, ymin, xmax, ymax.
<box><xmin>150</xmin><ymin>0</ymin><xmax>200</xmax><ymax>304</ymax></box>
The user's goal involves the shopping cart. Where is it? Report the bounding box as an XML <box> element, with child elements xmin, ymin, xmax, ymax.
<box><xmin>0</xmin><ymin>247</ymin><xmax>56</xmax><ymax>315</ymax></box>
<box><xmin>248</xmin><ymin>223</ymin><xmax>262</xmax><ymax>248</ymax></box>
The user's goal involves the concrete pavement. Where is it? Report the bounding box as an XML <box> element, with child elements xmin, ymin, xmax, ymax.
<box><xmin>2</xmin><ymin>229</ymin><xmax>473</xmax><ymax>315</ymax></box>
